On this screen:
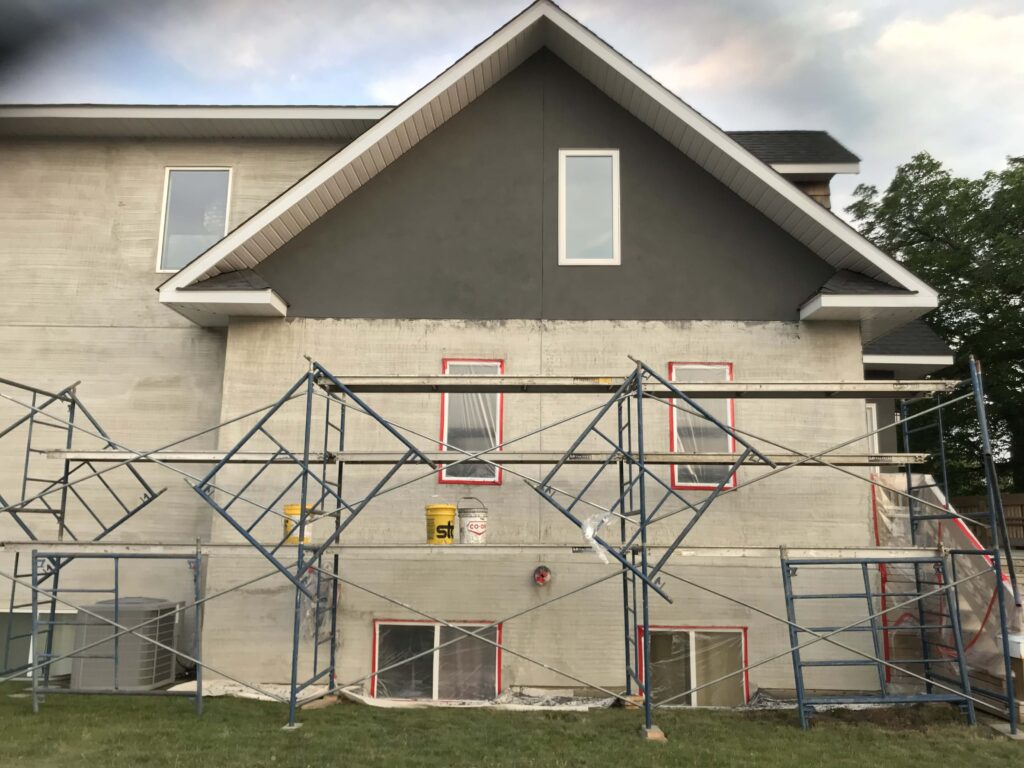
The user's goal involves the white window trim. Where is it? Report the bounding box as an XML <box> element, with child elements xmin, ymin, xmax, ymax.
<box><xmin>558</xmin><ymin>148</ymin><xmax>621</xmax><ymax>266</ymax></box>
<box><xmin>155</xmin><ymin>166</ymin><xmax>233</xmax><ymax>274</ymax></box>
<box><xmin>372</xmin><ymin>620</ymin><xmax>501</xmax><ymax>700</ymax></box>
<box><xmin>668</xmin><ymin>362</ymin><xmax>737</xmax><ymax>491</ymax></box>
<box><xmin>439</xmin><ymin>358</ymin><xmax>504</xmax><ymax>485</ymax></box>
<box><xmin>865</xmin><ymin>402</ymin><xmax>880</xmax><ymax>454</ymax></box>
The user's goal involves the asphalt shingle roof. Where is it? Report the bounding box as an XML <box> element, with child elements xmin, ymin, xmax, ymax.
<box><xmin>863</xmin><ymin>319</ymin><xmax>953</xmax><ymax>357</ymax></box>
<box><xmin>727</xmin><ymin>131</ymin><xmax>860</xmax><ymax>166</ymax></box>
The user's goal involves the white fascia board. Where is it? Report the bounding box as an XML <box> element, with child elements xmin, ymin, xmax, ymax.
<box><xmin>161</xmin><ymin>4</ymin><xmax>547</xmax><ymax>292</ymax></box>
<box><xmin>0</xmin><ymin>105</ymin><xmax>392</xmax><ymax>121</ymax></box>
<box><xmin>771</xmin><ymin>162</ymin><xmax>860</xmax><ymax>175</ymax></box>
<box><xmin>541</xmin><ymin>4</ymin><xmax>936</xmax><ymax>301</ymax></box>
<box><xmin>863</xmin><ymin>354</ymin><xmax>954</xmax><ymax>367</ymax></box>
<box><xmin>159</xmin><ymin>287</ymin><xmax>288</xmax><ymax>317</ymax></box>
<box><xmin>800</xmin><ymin>292</ymin><xmax>937</xmax><ymax>319</ymax></box>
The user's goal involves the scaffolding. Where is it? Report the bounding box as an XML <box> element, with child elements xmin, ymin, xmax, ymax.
<box><xmin>0</xmin><ymin>359</ymin><xmax>1018</xmax><ymax>736</ymax></box>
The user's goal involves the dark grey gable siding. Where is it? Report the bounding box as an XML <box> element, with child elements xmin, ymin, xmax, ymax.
<box><xmin>255</xmin><ymin>50</ymin><xmax>835</xmax><ymax>321</ymax></box>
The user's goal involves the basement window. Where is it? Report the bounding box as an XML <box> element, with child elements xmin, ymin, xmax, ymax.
<box><xmin>157</xmin><ymin>168</ymin><xmax>231</xmax><ymax>272</ymax></box>
<box><xmin>372</xmin><ymin>621</ymin><xmax>501</xmax><ymax>700</ymax></box>
<box><xmin>641</xmin><ymin>626</ymin><xmax>748</xmax><ymax>706</ymax></box>
<box><xmin>558</xmin><ymin>149</ymin><xmax>621</xmax><ymax>265</ymax></box>
<box><xmin>439</xmin><ymin>359</ymin><xmax>504</xmax><ymax>484</ymax></box>
<box><xmin>669</xmin><ymin>362</ymin><xmax>737</xmax><ymax>490</ymax></box>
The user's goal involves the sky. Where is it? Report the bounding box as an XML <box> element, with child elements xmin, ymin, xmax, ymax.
<box><xmin>0</xmin><ymin>0</ymin><xmax>1021</xmax><ymax>217</ymax></box>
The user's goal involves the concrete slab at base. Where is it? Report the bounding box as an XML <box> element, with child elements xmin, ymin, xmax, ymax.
<box><xmin>989</xmin><ymin>721</ymin><xmax>1023</xmax><ymax>740</ymax></box>
<box><xmin>640</xmin><ymin>725</ymin><xmax>667</xmax><ymax>742</ymax></box>
<box><xmin>300</xmin><ymin>695</ymin><xmax>339</xmax><ymax>711</ymax></box>
<box><xmin>281</xmin><ymin>722</ymin><xmax>303</xmax><ymax>731</ymax></box>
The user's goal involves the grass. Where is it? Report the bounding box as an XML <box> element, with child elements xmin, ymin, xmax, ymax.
<box><xmin>1</xmin><ymin>683</ymin><xmax>1020</xmax><ymax>768</ymax></box>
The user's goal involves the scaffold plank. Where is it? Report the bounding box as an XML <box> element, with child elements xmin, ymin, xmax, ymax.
<box><xmin>0</xmin><ymin>540</ymin><xmax>941</xmax><ymax>560</ymax></box>
<box><xmin>45</xmin><ymin>450</ymin><xmax>928</xmax><ymax>466</ymax></box>
<box><xmin>315</xmin><ymin>376</ymin><xmax>958</xmax><ymax>398</ymax></box>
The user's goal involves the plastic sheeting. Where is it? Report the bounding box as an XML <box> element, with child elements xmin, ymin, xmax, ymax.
<box><xmin>670</xmin><ymin>365</ymin><xmax>733</xmax><ymax>488</ymax></box>
<box><xmin>442</xmin><ymin>362</ymin><xmax>501</xmax><ymax>481</ymax></box>
<box><xmin>647</xmin><ymin>629</ymin><xmax>746</xmax><ymax>707</ymax></box>
<box><xmin>375</xmin><ymin>623</ymin><xmax>498</xmax><ymax>701</ymax></box>
<box><xmin>872</xmin><ymin>473</ymin><xmax>1022</xmax><ymax>683</ymax></box>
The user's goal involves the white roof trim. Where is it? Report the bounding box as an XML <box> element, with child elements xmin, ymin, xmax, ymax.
<box><xmin>159</xmin><ymin>287</ymin><xmax>287</xmax><ymax>324</ymax></box>
<box><xmin>771</xmin><ymin>162</ymin><xmax>860</xmax><ymax>176</ymax></box>
<box><xmin>159</xmin><ymin>0</ymin><xmax>938</xmax><ymax>324</ymax></box>
<box><xmin>863</xmin><ymin>354</ymin><xmax>954</xmax><ymax>366</ymax></box>
<box><xmin>0</xmin><ymin>105</ymin><xmax>392</xmax><ymax>120</ymax></box>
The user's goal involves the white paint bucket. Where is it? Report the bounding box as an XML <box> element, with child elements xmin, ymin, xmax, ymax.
<box><xmin>458</xmin><ymin>499</ymin><xmax>488</xmax><ymax>545</ymax></box>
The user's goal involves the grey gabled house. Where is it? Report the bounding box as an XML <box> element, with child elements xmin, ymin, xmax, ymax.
<box><xmin>0</xmin><ymin>0</ymin><xmax>956</xmax><ymax>704</ymax></box>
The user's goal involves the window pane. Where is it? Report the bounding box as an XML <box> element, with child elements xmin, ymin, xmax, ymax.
<box><xmin>437</xmin><ymin>625</ymin><xmax>497</xmax><ymax>700</ymax></box>
<box><xmin>375</xmin><ymin>625</ymin><xmax>434</xmax><ymax>698</ymax></box>
<box><xmin>693</xmin><ymin>632</ymin><xmax>744</xmax><ymax>706</ymax></box>
<box><xmin>672</xmin><ymin>365</ymin><xmax>733</xmax><ymax>487</ymax></box>
<box><xmin>443</xmin><ymin>362</ymin><xmax>500</xmax><ymax>481</ymax></box>
<box><xmin>564</xmin><ymin>155</ymin><xmax>615</xmax><ymax>261</ymax></box>
<box><xmin>160</xmin><ymin>170</ymin><xmax>230</xmax><ymax>270</ymax></box>
<box><xmin>648</xmin><ymin>630</ymin><xmax>692</xmax><ymax>705</ymax></box>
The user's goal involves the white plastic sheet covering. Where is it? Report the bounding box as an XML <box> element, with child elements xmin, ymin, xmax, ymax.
<box><xmin>670</xmin><ymin>364</ymin><xmax>733</xmax><ymax>488</ymax></box>
<box><xmin>375</xmin><ymin>623</ymin><xmax>498</xmax><ymax>701</ymax></box>
<box><xmin>872</xmin><ymin>473</ymin><xmax>1022</xmax><ymax>682</ymax></box>
<box><xmin>442</xmin><ymin>362</ymin><xmax>500</xmax><ymax>481</ymax></box>
<box><xmin>647</xmin><ymin>628</ymin><xmax>746</xmax><ymax>706</ymax></box>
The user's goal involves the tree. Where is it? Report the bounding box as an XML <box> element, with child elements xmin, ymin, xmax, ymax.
<box><xmin>847</xmin><ymin>153</ymin><xmax>1024</xmax><ymax>494</ymax></box>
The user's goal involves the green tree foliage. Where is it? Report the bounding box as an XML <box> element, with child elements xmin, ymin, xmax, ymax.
<box><xmin>847</xmin><ymin>153</ymin><xmax>1024</xmax><ymax>495</ymax></box>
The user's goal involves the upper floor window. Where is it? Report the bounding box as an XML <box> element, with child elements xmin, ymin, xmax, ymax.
<box><xmin>157</xmin><ymin>168</ymin><xmax>231</xmax><ymax>272</ymax></box>
<box><xmin>558</xmin><ymin>149</ymin><xmax>620</xmax><ymax>265</ymax></box>
<box><xmin>439</xmin><ymin>359</ymin><xmax>504</xmax><ymax>485</ymax></box>
<box><xmin>669</xmin><ymin>362</ymin><xmax>736</xmax><ymax>491</ymax></box>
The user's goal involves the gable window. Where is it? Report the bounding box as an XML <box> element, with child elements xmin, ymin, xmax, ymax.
<box><xmin>372</xmin><ymin>620</ymin><xmax>501</xmax><ymax>700</ymax></box>
<box><xmin>157</xmin><ymin>168</ymin><xmax>231</xmax><ymax>272</ymax></box>
<box><xmin>558</xmin><ymin>149</ymin><xmax>620</xmax><ymax>265</ymax></box>
<box><xmin>669</xmin><ymin>362</ymin><xmax>736</xmax><ymax>490</ymax></box>
<box><xmin>639</xmin><ymin>626</ymin><xmax>748</xmax><ymax>706</ymax></box>
<box><xmin>439</xmin><ymin>359</ymin><xmax>503</xmax><ymax>484</ymax></box>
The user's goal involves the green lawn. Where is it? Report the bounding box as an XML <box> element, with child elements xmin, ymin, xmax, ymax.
<box><xmin>1</xmin><ymin>683</ymin><xmax>1019</xmax><ymax>768</ymax></box>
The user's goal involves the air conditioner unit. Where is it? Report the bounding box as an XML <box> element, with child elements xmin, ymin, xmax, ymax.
<box><xmin>71</xmin><ymin>597</ymin><xmax>180</xmax><ymax>691</ymax></box>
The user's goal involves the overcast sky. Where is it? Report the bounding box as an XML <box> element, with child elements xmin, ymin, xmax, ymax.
<box><xmin>1</xmin><ymin>0</ymin><xmax>1021</xmax><ymax>216</ymax></box>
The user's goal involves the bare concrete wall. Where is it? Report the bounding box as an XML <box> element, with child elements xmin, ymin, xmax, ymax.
<box><xmin>0</xmin><ymin>139</ymin><xmax>339</xmax><ymax>592</ymax></box>
<box><xmin>201</xmin><ymin>317</ymin><xmax>879</xmax><ymax>694</ymax></box>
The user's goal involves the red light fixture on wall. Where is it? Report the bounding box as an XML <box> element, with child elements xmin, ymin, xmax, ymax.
<box><xmin>533</xmin><ymin>565</ymin><xmax>552</xmax><ymax>586</ymax></box>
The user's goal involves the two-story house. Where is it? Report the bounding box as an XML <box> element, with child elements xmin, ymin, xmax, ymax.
<box><xmin>1</xmin><ymin>1</ymin><xmax>962</xmax><ymax>707</ymax></box>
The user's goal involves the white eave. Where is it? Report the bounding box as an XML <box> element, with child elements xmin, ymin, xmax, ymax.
<box><xmin>160</xmin><ymin>288</ymin><xmax>288</xmax><ymax>326</ymax></box>
<box><xmin>156</xmin><ymin>0</ymin><xmax>938</xmax><ymax>327</ymax></box>
<box><xmin>862</xmin><ymin>354</ymin><xmax>955</xmax><ymax>378</ymax></box>
<box><xmin>771</xmin><ymin>162</ymin><xmax>860</xmax><ymax>176</ymax></box>
<box><xmin>799</xmin><ymin>293</ymin><xmax>937</xmax><ymax>342</ymax></box>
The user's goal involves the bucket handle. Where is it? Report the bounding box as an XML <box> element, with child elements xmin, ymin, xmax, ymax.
<box><xmin>458</xmin><ymin>496</ymin><xmax>486</xmax><ymax>511</ymax></box>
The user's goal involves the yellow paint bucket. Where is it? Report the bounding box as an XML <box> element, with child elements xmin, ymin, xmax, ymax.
<box><xmin>283</xmin><ymin>504</ymin><xmax>312</xmax><ymax>545</ymax></box>
<box><xmin>425</xmin><ymin>504</ymin><xmax>456</xmax><ymax>545</ymax></box>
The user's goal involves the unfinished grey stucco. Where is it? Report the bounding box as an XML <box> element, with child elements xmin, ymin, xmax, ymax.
<box><xmin>255</xmin><ymin>51</ymin><xmax>835</xmax><ymax>322</ymax></box>
<box><xmin>199</xmin><ymin>316</ymin><xmax>880</xmax><ymax>693</ymax></box>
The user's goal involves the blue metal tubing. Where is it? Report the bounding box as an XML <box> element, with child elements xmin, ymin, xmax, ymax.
<box><xmin>648</xmin><ymin>448</ymin><xmax>753</xmax><ymax>578</ymax></box>
<box><xmin>300</xmin><ymin>449</ymin><xmax>418</xmax><ymax>570</ymax></box>
<box><xmin>616</xmin><ymin>398</ymin><xmax>633</xmax><ymax>697</ymax></box>
<box><xmin>195</xmin><ymin>373</ymin><xmax>310</xmax><ymax>491</ymax></box>
<box><xmin>785</xmin><ymin>557</ymin><xmax>943</xmax><ymax>567</ymax></box>
<box><xmin>636</xmin><ymin>362</ymin><xmax>775</xmax><ymax>467</ymax></box>
<box><xmin>536</xmin><ymin>373</ymin><xmax>637</xmax><ymax>490</ymax></box>
<box><xmin>635</xmin><ymin>369</ymin><xmax>655</xmax><ymax>732</ymax></box>
<box><xmin>219</xmin><ymin>448</ymin><xmax>284</xmax><ymax>512</ymax></box>
<box><xmin>312</xmin><ymin>363</ymin><xmax>435</xmax><ymax>468</ymax></box>
<box><xmin>528</xmin><ymin>484</ymin><xmax>672</xmax><ymax>603</ymax></box>
<box><xmin>780</xmin><ymin>562</ymin><xmax>809</xmax><ymax>729</ymax></box>
<box><xmin>257</xmin><ymin>426</ymin><xmax>341</xmax><ymax>505</ymax></box>
<box><xmin>563</xmin><ymin>444</ymin><xmax>622</xmax><ymax>517</ymax></box>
